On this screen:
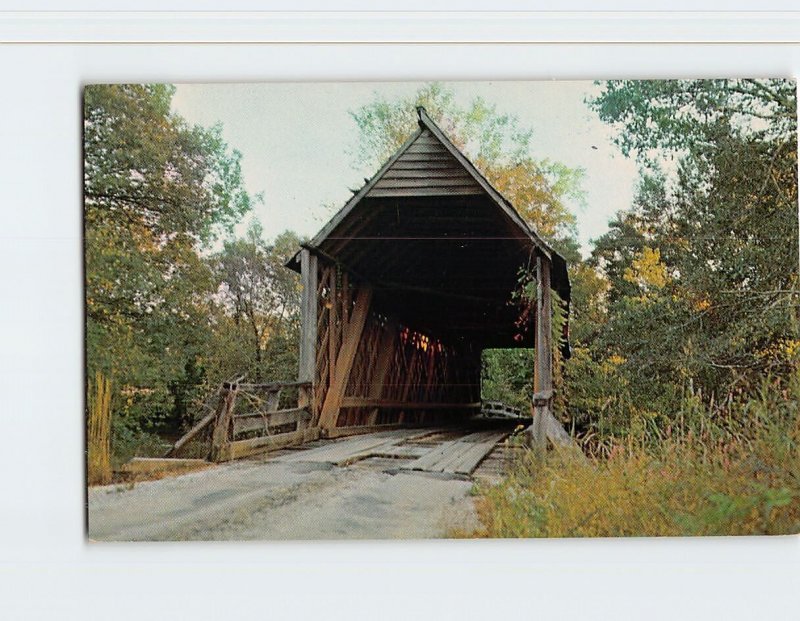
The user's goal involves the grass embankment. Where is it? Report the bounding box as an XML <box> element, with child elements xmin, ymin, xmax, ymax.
<box><xmin>471</xmin><ymin>379</ymin><xmax>800</xmax><ymax>537</ymax></box>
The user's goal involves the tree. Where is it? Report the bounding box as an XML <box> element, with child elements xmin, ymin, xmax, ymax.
<box><xmin>84</xmin><ymin>84</ymin><xmax>254</xmax><ymax>440</ymax></box>
<box><xmin>85</xmin><ymin>84</ymin><xmax>251</xmax><ymax>243</ymax></box>
<box><xmin>589</xmin><ymin>79</ymin><xmax>799</xmax><ymax>401</ymax></box>
<box><xmin>214</xmin><ymin>223</ymin><xmax>302</xmax><ymax>382</ymax></box>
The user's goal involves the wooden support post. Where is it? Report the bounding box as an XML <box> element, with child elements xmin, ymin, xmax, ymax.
<box><xmin>299</xmin><ymin>248</ymin><xmax>318</xmax><ymax>387</ymax></box>
<box><xmin>366</xmin><ymin>317</ymin><xmax>398</xmax><ymax>426</ymax></box>
<box><xmin>296</xmin><ymin>383</ymin><xmax>312</xmax><ymax>430</ymax></box>
<box><xmin>318</xmin><ymin>285</ymin><xmax>374</xmax><ymax>431</ymax></box>
<box><xmin>537</xmin><ymin>256</ymin><xmax>553</xmax><ymax>394</ymax></box>
<box><xmin>328</xmin><ymin>264</ymin><xmax>338</xmax><ymax>390</ymax></box>
<box><xmin>528</xmin><ymin>255</ymin><xmax>553</xmax><ymax>452</ymax></box>
<box><xmin>210</xmin><ymin>384</ymin><xmax>239</xmax><ymax>463</ymax></box>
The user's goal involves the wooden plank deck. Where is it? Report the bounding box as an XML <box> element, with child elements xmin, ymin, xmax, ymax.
<box><xmin>399</xmin><ymin>430</ymin><xmax>509</xmax><ymax>476</ymax></box>
<box><xmin>272</xmin><ymin>429</ymin><xmax>436</xmax><ymax>466</ymax></box>
<box><xmin>270</xmin><ymin>426</ymin><xmax>509</xmax><ymax>477</ymax></box>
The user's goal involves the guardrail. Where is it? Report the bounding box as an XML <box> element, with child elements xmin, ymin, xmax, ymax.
<box><xmin>165</xmin><ymin>379</ymin><xmax>317</xmax><ymax>462</ymax></box>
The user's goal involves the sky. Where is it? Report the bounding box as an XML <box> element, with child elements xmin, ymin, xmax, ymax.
<box><xmin>171</xmin><ymin>81</ymin><xmax>639</xmax><ymax>256</ymax></box>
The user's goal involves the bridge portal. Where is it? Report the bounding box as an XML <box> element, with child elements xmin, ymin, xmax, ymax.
<box><xmin>287</xmin><ymin>108</ymin><xmax>571</xmax><ymax>445</ymax></box>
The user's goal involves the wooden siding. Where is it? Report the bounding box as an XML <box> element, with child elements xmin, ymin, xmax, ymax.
<box><xmin>366</xmin><ymin>129</ymin><xmax>483</xmax><ymax>198</ymax></box>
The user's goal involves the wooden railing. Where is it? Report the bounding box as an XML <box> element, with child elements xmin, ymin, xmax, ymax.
<box><xmin>480</xmin><ymin>400</ymin><xmax>524</xmax><ymax>419</ymax></box>
<box><xmin>165</xmin><ymin>379</ymin><xmax>318</xmax><ymax>462</ymax></box>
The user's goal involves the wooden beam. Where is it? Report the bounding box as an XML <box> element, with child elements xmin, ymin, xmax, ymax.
<box><xmin>341</xmin><ymin>398</ymin><xmax>481</xmax><ymax>409</ymax></box>
<box><xmin>299</xmin><ymin>249</ymin><xmax>318</xmax><ymax>384</ymax></box>
<box><xmin>324</xmin><ymin>423</ymin><xmax>406</xmax><ymax>439</ymax></box>
<box><xmin>317</xmin><ymin>285</ymin><xmax>374</xmax><ymax>430</ymax></box>
<box><xmin>232</xmin><ymin>407</ymin><xmax>312</xmax><ymax>436</ymax></box>
<box><xmin>238</xmin><ymin>381</ymin><xmax>310</xmax><ymax>391</ymax></box>
<box><xmin>210</xmin><ymin>385</ymin><xmax>238</xmax><ymax>462</ymax></box>
<box><xmin>296</xmin><ymin>383</ymin><xmax>312</xmax><ymax>429</ymax></box>
<box><xmin>218</xmin><ymin>427</ymin><xmax>321</xmax><ymax>462</ymax></box>
<box><xmin>365</xmin><ymin>317</ymin><xmax>398</xmax><ymax>425</ymax></box>
<box><xmin>530</xmin><ymin>255</ymin><xmax>554</xmax><ymax>452</ymax></box>
<box><xmin>537</xmin><ymin>256</ymin><xmax>553</xmax><ymax>394</ymax></box>
<box><xmin>328</xmin><ymin>264</ymin><xmax>338</xmax><ymax>390</ymax></box>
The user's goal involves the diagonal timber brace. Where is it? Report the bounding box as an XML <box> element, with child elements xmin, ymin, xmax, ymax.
<box><xmin>317</xmin><ymin>285</ymin><xmax>374</xmax><ymax>430</ymax></box>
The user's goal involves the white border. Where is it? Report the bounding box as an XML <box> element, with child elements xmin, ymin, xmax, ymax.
<box><xmin>1</xmin><ymin>11</ymin><xmax>800</xmax><ymax>43</ymax></box>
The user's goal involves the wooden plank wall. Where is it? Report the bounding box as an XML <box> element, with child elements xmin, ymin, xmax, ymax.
<box><xmin>366</xmin><ymin>129</ymin><xmax>483</xmax><ymax>198</ymax></box>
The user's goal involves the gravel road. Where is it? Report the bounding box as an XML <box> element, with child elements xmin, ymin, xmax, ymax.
<box><xmin>88</xmin><ymin>455</ymin><xmax>479</xmax><ymax>541</ymax></box>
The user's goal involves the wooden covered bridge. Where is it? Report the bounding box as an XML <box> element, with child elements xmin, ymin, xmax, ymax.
<box><xmin>166</xmin><ymin>107</ymin><xmax>573</xmax><ymax>467</ymax></box>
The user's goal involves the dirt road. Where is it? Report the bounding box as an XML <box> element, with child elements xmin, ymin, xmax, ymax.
<box><xmin>87</xmin><ymin>427</ymin><xmax>509</xmax><ymax>541</ymax></box>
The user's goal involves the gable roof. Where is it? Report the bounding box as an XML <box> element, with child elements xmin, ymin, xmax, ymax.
<box><xmin>288</xmin><ymin>106</ymin><xmax>571</xmax><ymax>353</ymax></box>
<box><xmin>309</xmin><ymin>107</ymin><xmax>555</xmax><ymax>261</ymax></box>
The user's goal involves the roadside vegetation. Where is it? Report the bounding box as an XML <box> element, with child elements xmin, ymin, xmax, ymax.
<box><xmin>473</xmin><ymin>372</ymin><xmax>799</xmax><ymax>537</ymax></box>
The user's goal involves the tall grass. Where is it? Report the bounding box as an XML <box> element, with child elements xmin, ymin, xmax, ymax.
<box><xmin>87</xmin><ymin>371</ymin><xmax>113</xmax><ymax>485</ymax></box>
<box><xmin>472</xmin><ymin>372</ymin><xmax>800</xmax><ymax>537</ymax></box>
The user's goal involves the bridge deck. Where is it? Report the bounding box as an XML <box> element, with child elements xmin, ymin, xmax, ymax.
<box><xmin>269</xmin><ymin>422</ymin><xmax>515</xmax><ymax>478</ymax></box>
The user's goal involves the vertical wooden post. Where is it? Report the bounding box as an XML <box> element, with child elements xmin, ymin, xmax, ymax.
<box><xmin>537</xmin><ymin>255</ymin><xmax>553</xmax><ymax>393</ymax></box>
<box><xmin>299</xmin><ymin>249</ymin><xmax>318</xmax><ymax>385</ymax></box>
<box><xmin>210</xmin><ymin>383</ymin><xmax>239</xmax><ymax>462</ymax></box>
<box><xmin>296</xmin><ymin>383</ymin><xmax>311</xmax><ymax>430</ymax></box>
<box><xmin>530</xmin><ymin>254</ymin><xmax>553</xmax><ymax>452</ymax></box>
<box><xmin>328</xmin><ymin>265</ymin><xmax>338</xmax><ymax>390</ymax></box>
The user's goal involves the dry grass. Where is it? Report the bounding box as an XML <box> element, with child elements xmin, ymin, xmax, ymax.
<box><xmin>470</xmin><ymin>378</ymin><xmax>800</xmax><ymax>538</ymax></box>
<box><xmin>115</xmin><ymin>458</ymin><xmax>213</xmax><ymax>485</ymax></box>
<box><xmin>87</xmin><ymin>371</ymin><xmax>113</xmax><ymax>486</ymax></box>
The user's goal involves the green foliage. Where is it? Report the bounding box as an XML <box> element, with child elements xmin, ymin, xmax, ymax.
<box><xmin>85</xmin><ymin>84</ymin><xmax>253</xmax><ymax>437</ymax></box>
<box><xmin>110</xmin><ymin>412</ymin><xmax>170</xmax><ymax>469</ymax></box>
<box><xmin>572</xmin><ymin>78</ymin><xmax>800</xmax><ymax>433</ymax></box>
<box><xmin>84</xmin><ymin>84</ymin><xmax>252</xmax><ymax>242</ymax></box>
<box><xmin>210</xmin><ymin>223</ymin><xmax>302</xmax><ymax>383</ymax></box>
<box><xmin>516</xmin><ymin>78</ymin><xmax>800</xmax><ymax>536</ymax></box>
<box><xmin>592</xmin><ymin>79</ymin><xmax>796</xmax><ymax>159</ymax></box>
<box><xmin>481</xmin><ymin>348</ymin><xmax>535</xmax><ymax>410</ymax></box>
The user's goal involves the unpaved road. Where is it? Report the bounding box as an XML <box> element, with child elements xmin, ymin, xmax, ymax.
<box><xmin>88</xmin><ymin>439</ymin><xmax>483</xmax><ymax>541</ymax></box>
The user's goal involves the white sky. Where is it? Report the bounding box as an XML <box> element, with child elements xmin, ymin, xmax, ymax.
<box><xmin>171</xmin><ymin>81</ymin><xmax>639</xmax><ymax>255</ymax></box>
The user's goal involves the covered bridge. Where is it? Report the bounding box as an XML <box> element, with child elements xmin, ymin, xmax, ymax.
<box><xmin>285</xmin><ymin>107</ymin><xmax>571</xmax><ymax>446</ymax></box>
<box><xmin>166</xmin><ymin>106</ymin><xmax>574</xmax><ymax>463</ymax></box>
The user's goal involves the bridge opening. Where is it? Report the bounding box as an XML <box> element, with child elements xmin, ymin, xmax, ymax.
<box><xmin>480</xmin><ymin>348</ymin><xmax>536</xmax><ymax>413</ymax></box>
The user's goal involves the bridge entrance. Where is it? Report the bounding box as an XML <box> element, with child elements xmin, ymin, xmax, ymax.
<box><xmin>287</xmin><ymin>108</ymin><xmax>570</xmax><ymax>447</ymax></box>
<box><xmin>166</xmin><ymin>107</ymin><xmax>572</xmax><ymax>464</ymax></box>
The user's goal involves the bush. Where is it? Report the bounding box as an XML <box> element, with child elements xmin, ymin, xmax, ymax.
<box><xmin>110</xmin><ymin>413</ymin><xmax>171</xmax><ymax>469</ymax></box>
